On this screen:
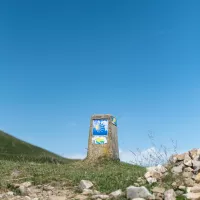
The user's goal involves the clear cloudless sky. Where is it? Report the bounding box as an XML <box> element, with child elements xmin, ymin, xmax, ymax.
<box><xmin>0</xmin><ymin>0</ymin><xmax>200</xmax><ymax>160</ymax></box>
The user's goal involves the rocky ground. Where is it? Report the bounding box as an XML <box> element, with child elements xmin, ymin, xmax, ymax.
<box><xmin>0</xmin><ymin>179</ymin><xmax>168</xmax><ymax>200</ymax></box>
<box><xmin>3</xmin><ymin>148</ymin><xmax>200</xmax><ymax>199</ymax></box>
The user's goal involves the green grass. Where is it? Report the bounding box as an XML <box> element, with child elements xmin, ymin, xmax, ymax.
<box><xmin>0</xmin><ymin>130</ymin><xmax>146</xmax><ymax>194</ymax></box>
<box><xmin>0</xmin><ymin>130</ymin><xmax>76</xmax><ymax>163</ymax></box>
<box><xmin>0</xmin><ymin>158</ymin><xmax>146</xmax><ymax>194</ymax></box>
<box><xmin>0</xmin><ymin>130</ymin><xmax>188</xmax><ymax>199</ymax></box>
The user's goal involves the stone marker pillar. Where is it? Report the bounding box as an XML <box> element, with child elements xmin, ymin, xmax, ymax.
<box><xmin>87</xmin><ymin>114</ymin><xmax>119</xmax><ymax>161</ymax></box>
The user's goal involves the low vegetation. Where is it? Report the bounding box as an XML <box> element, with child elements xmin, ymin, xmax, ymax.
<box><xmin>0</xmin><ymin>130</ymin><xmax>76</xmax><ymax>163</ymax></box>
<box><xmin>0</xmin><ymin>130</ymin><xmax>188</xmax><ymax>199</ymax></box>
<box><xmin>0</xmin><ymin>158</ymin><xmax>146</xmax><ymax>194</ymax></box>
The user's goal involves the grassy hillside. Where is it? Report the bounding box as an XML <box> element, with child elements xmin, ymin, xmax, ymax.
<box><xmin>0</xmin><ymin>158</ymin><xmax>146</xmax><ymax>194</ymax></box>
<box><xmin>0</xmin><ymin>130</ymin><xmax>76</xmax><ymax>163</ymax></box>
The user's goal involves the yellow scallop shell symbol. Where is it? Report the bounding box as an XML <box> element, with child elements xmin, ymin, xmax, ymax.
<box><xmin>95</xmin><ymin>125</ymin><xmax>100</xmax><ymax>130</ymax></box>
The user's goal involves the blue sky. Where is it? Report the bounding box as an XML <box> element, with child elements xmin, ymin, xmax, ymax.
<box><xmin>0</xmin><ymin>0</ymin><xmax>200</xmax><ymax>162</ymax></box>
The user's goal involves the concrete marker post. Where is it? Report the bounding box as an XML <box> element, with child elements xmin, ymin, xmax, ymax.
<box><xmin>87</xmin><ymin>114</ymin><xmax>119</xmax><ymax>161</ymax></box>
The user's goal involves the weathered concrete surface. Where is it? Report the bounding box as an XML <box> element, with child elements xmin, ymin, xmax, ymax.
<box><xmin>87</xmin><ymin>114</ymin><xmax>119</xmax><ymax>161</ymax></box>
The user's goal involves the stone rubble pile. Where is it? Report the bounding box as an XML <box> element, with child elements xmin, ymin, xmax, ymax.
<box><xmin>143</xmin><ymin>148</ymin><xmax>200</xmax><ymax>199</ymax></box>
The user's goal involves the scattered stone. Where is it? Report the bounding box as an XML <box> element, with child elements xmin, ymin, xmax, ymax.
<box><xmin>21</xmin><ymin>182</ymin><xmax>32</xmax><ymax>188</ymax></box>
<box><xmin>184</xmin><ymin>167</ymin><xmax>194</xmax><ymax>172</ymax></box>
<box><xmin>193</xmin><ymin>160</ymin><xmax>200</xmax><ymax>170</ymax></box>
<box><xmin>157</xmin><ymin>165</ymin><xmax>167</xmax><ymax>173</ymax></box>
<box><xmin>187</xmin><ymin>187</ymin><xmax>192</xmax><ymax>193</ymax></box>
<box><xmin>146</xmin><ymin>177</ymin><xmax>157</xmax><ymax>184</ymax></box>
<box><xmin>154</xmin><ymin>192</ymin><xmax>163</xmax><ymax>200</ymax></box>
<box><xmin>184</xmin><ymin>178</ymin><xmax>196</xmax><ymax>187</ymax></box>
<box><xmin>79</xmin><ymin>180</ymin><xmax>93</xmax><ymax>191</ymax></box>
<box><xmin>164</xmin><ymin>189</ymin><xmax>176</xmax><ymax>200</ymax></box>
<box><xmin>184</xmin><ymin>153</ymin><xmax>192</xmax><ymax>167</ymax></box>
<box><xmin>137</xmin><ymin>177</ymin><xmax>146</xmax><ymax>185</ymax></box>
<box><xmin>91</xmin><ymin>194</ymin><xmax>110</xmax><ymax>199</ymax></box>
<box><xmin>11</xmin><ymin>170</ymin><xmax>21</xmax><ymax>178</ymax></box>
<box><xmin>93</xmin><ymin>190</ymin><xmax>101</xmax><ymax>195</ymax></box>
<box><xmin>19</xmin><ymin>185</ymin><xmax>28</xmax><ymax>196</ymax></box>
<box><xmin>184</xmin><ymin>192</ymin><xmax>200</xmax><ymax>200</ymax></box>
<box><xmin>132</xmin><ymin>198</ymin><xmax>146</xmax><ymax>200</ymax></box>
<box><xmin>171</xmin><ymin>164</ymin><xmax>184</xmax><ymax>174</ymax></box>
<box><xmin>195</xmin><ymin>173</ymin><xmax>200</xmax><ymax>183</ymax></box>
<box><xmin>7</xmin><ymin>191</ymin><xmax>14</xmax><ymax>196</ymax></box>
<box><xmin>126</xmin><ymin>186</ymin><xmax>154</xmax><ymax>199</ymax></box>
<box><xmin>176</xmin><ymin>153</ymin><xmax>186</xmax><ymax>161</ymax></box>
<box><xmin>147</xmin><ymin>165</ymin><xmax>167</xmax><ymax>174</ymax></box>
<box><xmin>189</xmin><ymin>149</ymin><xmax>198</xmax><ymax>159</ymax></box>
<box><xmin>171</xmin><ymin>182</ymin><xmax>177</xmax><ymax>189</ymax></box>
<box><xmin>6</xmin><ymin>149</ymin><xmax>200</xmax><ymax>200</ymax></box>
<box><xmin>151</xmin><ymin>187</ymin><xmax>165</xmax><ymax>194</ymax></box>
<box><xmin>13</xmin><ymin>183</ymin><xmax>20</xmax><ymax>188</ymax></box>
<box><xmin>48</xmin><ymin>196</ymin><xmax>66</xmax><ymax>200</ymax></box>
<box><xmin>175</xmin><ymin>190</ymin><xmax>184</xmax><ymax>196</ymax></box>
<box><xmin>109</xmin><ymin>189</ymin><xmax>123</xmax><ymax>198</ymax></box>
<box><xmin>74</xmin><ymin>194</ymin><xmax>89</xmax><ymax>200</ymax></box>
<box><xmin>24</xmin><ymin>196</ymin><xmax>31</xmax><ymax>200</ymax></box>
<box><xmin>178</xmin><ymin>185</ymin><xmax>186</xmax><ymax>190</ymax></box>
<box><xmin>43</xmin><ymin>185</ymin><xmax>54</xmax><ymax>191</ymax></box>
<box><xmin>134</xmin><ymin>183</ymin><xmax>140</xmax><ymax>187</ymax></box>
<box><xmin>145</xmin><ymin>171</ymin><xmax>162</xmax><ymax>180</ymax></box>
<box><xmin>183</xmin><ymin>171</ymin><xmax>193</xmax><ymax>178</ymax></box>
<box><xmin>82</xmin><ymin>189</ymin><xmax>93</xmax><ymax>195</ymax></box>
<box><xmin>190</xmin><ymin>185</ymin><xmax>200</xmax><ymax>193</ymax></box>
